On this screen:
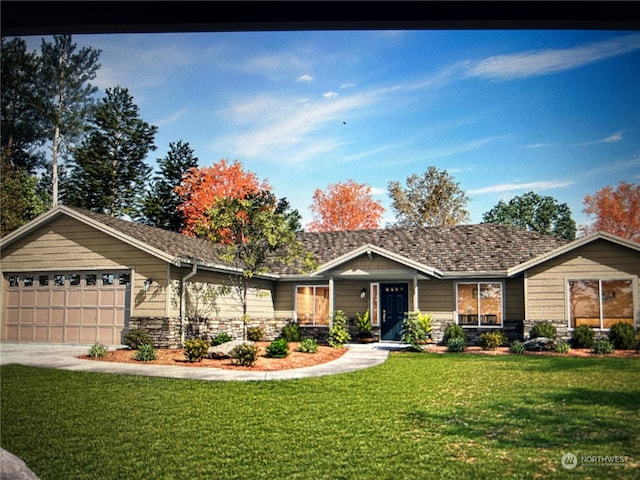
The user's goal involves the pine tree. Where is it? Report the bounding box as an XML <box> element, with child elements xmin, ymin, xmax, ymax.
<box><xmin>65</xmin><ymin>86</ymin><xmax>157</xmax><ymax>217</ymax></box>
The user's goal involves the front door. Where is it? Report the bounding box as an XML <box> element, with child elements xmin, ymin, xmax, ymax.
<box><xmin>380</xmin><ymin>283</ymin><xmax>408</xmax><ymax>341</ymax></box>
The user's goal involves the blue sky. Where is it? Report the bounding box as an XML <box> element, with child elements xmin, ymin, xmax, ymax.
<box><xmin>23</xmin><ymin>30</ymin><xmax>640</xmax><ymax>229</ymax></box>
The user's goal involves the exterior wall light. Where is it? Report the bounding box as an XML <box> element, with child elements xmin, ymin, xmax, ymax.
<box><xmin>360</xmin><ymin>288</ymin><xmax>367</xmax><ymax>299</ymax></box>
<box><xmin>144</xmin><ymin>278</ymin><xmax>153</xmax><ymax>292</ymax></box>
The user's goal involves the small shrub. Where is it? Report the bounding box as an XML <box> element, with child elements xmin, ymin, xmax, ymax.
<box><xmin>443</xmin><ymin>324</ymin><xmax>466</xmax><ymax>344</ymax></box>
<box><xmin>530</xmin><ymin>321</ymin><xmax>556</xmax><ymax>339</ymax></box>
<box><xmin>123</xmin><ymin>328</ymin><xmax>151</xmax><ymax>350</ymax></box>
<box><xmin>88</xmin><ymin>343</ymin><xmax>108</xmax><ymax>358</ymax></box>
<box><xmin>183</xmin><ymin>338</ymin><xmax>210</xmax><ymax>362</ymax></box>
<box><xmin>231</xmin><ymin>343</ymin><xmax>259</xmax><ymax>366</ymax></box>
<box><xmin>509</xmin><ymin>340</ymin><xmax>525</xmax><ymax>354</ymax></box>
<box><xmin>297</xmin><ymin>338</ymin><xmax>319</xmax><ymax>354</ymax></box>
<box><xmin>401</xmin><ymin>311</ymin><xmax>433</xmax><ymax>351</ymax></box>
<box><xmin>447</xmin><ymin>337</ymin><xmax>466</xmax><ymax>353</ymax></box>
<box><xmin>592</xmin><ymin>338</ymin><xmax>614</xmax><ymax>355</ymax></box>
<box><xmin>210</xmin><ymin>332</ymin><xmax>233</xmax><ymax>346</ymax></box>
<box><xmin>356</xmin><ymin>310</ymin><xmax>372</xmax><ymax>333</ymax></box>
<box><xmin>608</xmin><ymin>322</ymin><xmax>636</xmax><ymax>350</ymax></box>
<box><xmin>571</xmin><ymin>324</ymin><xmax>595</xmax><ymax>349</ymax></box>
<box><xmin>635</xmin><ymin>334</ymin><xmax>640</xmax><ymax>353</ymax></box>
<box><xmin>327</xmin><ymin>310</ymin><xmax>351</xmax><ymax>348</ymax></box>
<box><xmin>134</xmin><ymin>344</ymin><xmax>158</xmax><ymax>362</ymax></box>
<box><xmin>246</xmin><ymin>327</ymin><xmax>264</xmax><ymax>342</ymax></box>
<box><xmin>281</xmin><ymin>322</ymin><xmax>302</xmax><ymax>342</ymax></box>
<box><xmin>480</xmin><ymin>331</ymin><xmax>507</xmax><ymax>351</ymax></box>
<box><xmin>266</xmin><ymin>338</ymin><xmax>289</xmax><ymax>358</ymax></box>
<box><xmin>554</xmin><ymin>341</ymin><xmax>571</xmax><ymax>353</ymax></box>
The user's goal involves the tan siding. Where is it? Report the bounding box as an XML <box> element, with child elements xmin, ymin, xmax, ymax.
<box><xmin>333</xmin><ymin>280</ymin><xmax>372</xmax><ymax>319</ymax></box>
<box><xmin>418</xmin><ymin>280</ymin><xmax>456</xmax><ymax>323</ymax></box>
<box><xmin>338</xmin><ymin>253</ymin><xmax>404</xmax><ymax>272</ymax></box>
<box><xmin>505</xmin><ymin>276</ymin><xmax>525</xmax><ymax>319</ymax></box>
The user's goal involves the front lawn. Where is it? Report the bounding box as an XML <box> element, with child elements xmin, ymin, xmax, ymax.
<box><xmin>2</xmin><ymin>353</ymin><xmax>638</xmax><ymax>479</ymax></box>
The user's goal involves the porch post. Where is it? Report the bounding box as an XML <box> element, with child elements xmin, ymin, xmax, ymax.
<box><xmin>413</xmin><ymin>272</ymin><xmax>419</xmax><ymax>312</ymax></box>
<box><xmin>329</xmin><ymin>275</ymin><xmax>335</xmax><ymax>320</ymax></box>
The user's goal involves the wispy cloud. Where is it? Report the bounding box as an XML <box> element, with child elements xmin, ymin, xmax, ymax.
<box><xmin>323</xmin><ymin>92</ymin><xmax>339</xmax><ymax>99</ymax></box>
<box><xmin>525</xmin><ymin>143</ymin><xmax>557</xmax><ymax>149</ymax></box>
<box><xmin>577</xmin><ymin>130</ymin><xmax>624</xmax><ymax>146</ymax></box>
<box><xmin>154</xmin><ymin>108</ymin><xmax>189</xmax><ymax>128</ymax></box>
<box><xmin>468</xmin><ymin>180</ymin><xmax>574</xmax><ymax>195</ymax></box>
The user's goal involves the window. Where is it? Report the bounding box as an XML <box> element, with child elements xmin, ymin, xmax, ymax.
<box><xmin>23</xmin><ymin>276</ymin><xmax>34</xmax><ymax>287</ymax></box>
<box><xmin>457</xmin><ymin>282</ymin><xmax>503</xmax><ymax>327</ymax></box>
<box><xmin>296</xmin><ymin>285</ymin><xmax>330</xmax><ymax>326</ymax></box>
<box><xmin>54</xmin><ymin>274</ymin><xmax>65</xmax><ymax>286</ymax></box>
<box><xmin>119</xmin><ymin>273</ymin><xmax>131</xmax><ymax>285</ymax></box>
<box><xmin>86</xmin><ymin>274</ymin><xmax>97</xmax><ymax>286</ymax></box>
<box><xmin>39</xmin><ymin>275</ymin><xmax>49</xmax><ymax>287</ymax></box>
<box><xmin>69</xmin><ymin>274</ymin><xmax>81</xmax><ymax>286</ymax></box>
<box><xmin>9</xmin><ymin>276</ymin><xmax>19</xmax><ymax>287</ymax></box>
<box><xmin>370</xmin><ymin>283</ymin><xmax>380</xmax><ymax>326</ymax></box>
<box><xmin>569</xmin><ymin>279</ymin><xmax>634</xmax><ymax>329</ymax></box>
<box><xmin>102</xmin><ymin>273</ymin><xmax>114</xmax><ymax>286</ymax></box>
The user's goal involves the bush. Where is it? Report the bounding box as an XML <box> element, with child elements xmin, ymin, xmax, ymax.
<box><xmin>530</xmin><ymin>321</ymin><xmax>556</xmax><ymax>339</ymax></box>
<box><xmin>554</xmin><ymin>341</ymin><xmax>571</xmax><ymax>353</ymax></box>
<box><xmin>246</xmin><ymin>327</ymin><xmax>264</xmax><ymax>342</ymax></box>
<box><xmin>231</xmin><ymin>343</ymin><xmax>259</xmax><ymax>367</ymax></box>
<box><xmin>480</xmin><ymin>331</ymin><xmax>507</xmax><ymax>350</ymax></box>
<box><xmin>134</xmin><ymin>344</ymin><xmax>158</xmax><ymax>362</ymax></box>
<box><xmin>183</xmin><ymin>338</ymin><xmax>210</xmax><ymax>362</ymax></box>
<box><xmin>401</xmin><ymin>311</ymin><xmax>433</xmax><ymax>351</ymax></box>
<box><xmin>509</xmin><ymin>340</ymin><xmax>525</xmax><ymax>354</ymax></box>
<box><xmin>266</xmin><ymin>338</ymin><xmax>289</xmax><ymax>358</ymax></box>
<box><xmin>443</xmin><ymin>324</ymin><xmax>466</xmax><ymax>344</ymax></box>
<box><xmin>281</xmin><ymin>322</ymin><xmax>302</xmax><ymax>342</ymax></box>
<box><xmin>211</xmin><ymin>332</ymin><xmax>233</xmax><ymax>346</ymax></box>
<box><xmin>636</xmin><ymin>334</ymin><xmax>640</xmax><ymax>353</ymax></box>
<box><xmin>447</xmin><ymin>337</ymin><xmax>466</xmax><ymax>353</ymax></box>
<box><xmin>123</xmin><ymin>328</ymin><xmax>151</xmax><ymax>350</ymax></box>
<box><xmin>88</xmin><ymin>343</ymin><xmax>108</xmax><ymax>358</ymax></box>
<box><xmin>571</xmin><ymin>324</ymin><xmax>595</xmax><ymax>349</ymax></box>
<box><xmin>592</xmin><ymin>338</ymin><xmax>614</xmax><ymax>355</ymax></box>
<box><xmin>297</xmin><ymin>338</ymin><xmax>319</xmax><ymax>354</ymax></box>
<box><xmin>608</xmin><ymin>322</ymin><xmax>636</xmax><ymax>350</ymax></box>
<box><xmin>327</xmin><ymin>310</ymin><xmax>351</xmax><ymax>348</ymax></box>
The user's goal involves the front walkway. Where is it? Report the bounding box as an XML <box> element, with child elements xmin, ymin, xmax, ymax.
<box><xmin>0</xmin><ymin>342</ymin><xmax>405</xmax><ymax>381</ymax></box>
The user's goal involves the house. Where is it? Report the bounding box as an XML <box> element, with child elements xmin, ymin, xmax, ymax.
<box><xmin>1</xmin><ymin>206</ymin><xmax>638</xmax><ymax>347</ymax></box>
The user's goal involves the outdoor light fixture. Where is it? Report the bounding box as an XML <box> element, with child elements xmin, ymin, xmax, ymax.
<box><xmin>360</xmin><ymin>288</ymin><xmax>367</xmax><ymax>299</ymax></box>
<box><xmin>144</xmin><ymin>278</ymin><xmax>153</xmax><ymax>292</ymax></box>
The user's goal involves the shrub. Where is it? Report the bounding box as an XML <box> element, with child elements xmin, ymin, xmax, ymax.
<box><xmin>608</xmin><ymin>322</ymin><xmax>636</xmax><ymax>350</ymax></box>
<box><xmin>246</xmin><ymin>327</ymin><xmax>264</xmax><ymax>342</ymax></box>
<box><xmin>554</xmin><ymin>341</ymin><xmax>571</xmax><ymax>353</ymax></box>
<box><xmin>211</xmin><ymin>332</ymin><xmax>233</xmax><ymax>346</ymax></box>
<box><xmin>571</xmin><ymin>324</ymin><xmax>595</xmax><ymax>349</ymax></box>
<box><xmin>636</xmin><ymin>334</ymin><xmax>640</xmax><ymax>353</ymax></box>
<box><xmin>231</xmin><ymin>343</ymin><xmax>259</xmax><ymax>367</ymax></box>
<box><xmin>327</xmin><ymin>310</ymin><xmax>351</xmax><ymax>348</ymax></box>
<box><xmin>443</xmin><ymin>324</ymin><xmax>466</xmax><ymax>344</ymax></box>
<box><xmin>297</xmin><ymin>338</ymin><xmax>319</xmax><ymax>354</ymax></box>
<box><xmin>401</xmin><ymin>311</ymin><xmax>433</xmax><ymax>351</ymax></box>
<box><xmin>134</xmin><ymin>344</ymin><xmax>158</xmax><ymax>362</ymax></box>
<box><xmin>356</xmin><ymin>310</ymin><xmax>372</xmax><ymax>338</ymax></box>
<box><xmin>123</xmin><ymin>328</ymin><xmax>151</xmax><ymax>350</ymax></box>
<box><xmin>88</xmin><ymin>343</ymin><xmax>108</xmax><ymax>358</ymax></box>
<box><xmin>446</xmin><ymin>337</ymin><xmax>466</xmax><ymax>353</ymax></box>
<box><xmin>592</xmin><ymin>338</ymin><xmax>614</xmax><ymax>355</ymax></box>
<box><xmin>530</xmin><ymin>321</ymin><xmax>556</xmax><ymax>339</ymax></box>
<box><xmin>183</xmin><ymin>338</ymin><xmax>210</xmax><ymax>362</ymax></box>
<box><xmin>509</xmin><ymin>340</ymin><xmax>525</xmax><ymax>354</ymax></box>
<box><xmin>281</xmin><ymin>322</ymin><xmax>302</xmax><ymax>342</ymax></box>
<box><xmin>265</xmin><ymin>338</ymin><xmax>289</xmax><ymax>358</ymax></box>
<box><xmin>480</xmin><ymin>331</ymin><xmax>507</xmax><ymax>351</ymax></box>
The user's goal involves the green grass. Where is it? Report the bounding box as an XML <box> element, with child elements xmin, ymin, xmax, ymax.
<box><xmin>2</xmin><ymin>353</ymin><xmax>639</xmax><ymax>479</ymax></box>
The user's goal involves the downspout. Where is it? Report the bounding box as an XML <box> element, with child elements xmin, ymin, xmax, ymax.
<box><xmin>181</xmin><ymin>263</ymin><xmax>198</xmax><ymax>347</ymax></box>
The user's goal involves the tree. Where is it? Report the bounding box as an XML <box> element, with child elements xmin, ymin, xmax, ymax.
<box><xmin>64</xmin><ymin>86</ymin><xmax>157</xmax><ymax>217</ymax></box>
<box><xmin>482</xmin><ymin>191</ymin><xmax>577</xmax><ymax>240</ymax></box>
<box><xmin>308</xmin><ymin>179</ymin><xmax>384</xmax><ymax>231</ymax></box>
<box><xmin>388</xmin><ymin>166</ymin><xmax>470</xmax><ymax>227</ymax></box>
<box><xmin>39</xmin><ymin>35</ymin><xmax>101</xmax><ymax>206</ymax></box>
<box><xmin>139</xmin><ymin>140</ymin><xmax>199</xmax><ymax>231</ymax></box>
<box><xmin>581</xmin><ymin>181</ymin><xmax>640</xmax><ymax>242</ymax></box>
<box><xmin>175</xmin><ymin>159</ymin><xmax>269</xmax><ymax>237</ymax></box>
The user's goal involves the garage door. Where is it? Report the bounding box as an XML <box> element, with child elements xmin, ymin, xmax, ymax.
<box><xmin>3</xmin><ymin>271</ymin><xmax>130</xmax><ymax>344</ymax></box>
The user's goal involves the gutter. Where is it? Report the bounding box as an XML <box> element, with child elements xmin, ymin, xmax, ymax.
<box><xmin>180</xmin><ymin>263</ymin><xmax>198</xmax><ymax>346</ymax></box>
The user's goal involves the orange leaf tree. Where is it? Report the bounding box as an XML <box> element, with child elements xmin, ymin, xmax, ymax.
<box><xmin>308</xmin><ymin>179</ymin><xmax>384</xmax><ymax>231</ymax></box>
<box><xmin>581</xmin><ymin>181</ymin><xmax>640</xmax><ymax>242</ymax></box>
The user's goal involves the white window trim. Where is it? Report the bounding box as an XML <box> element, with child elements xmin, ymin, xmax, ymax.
<box><xmin>566</xmin><ymin>276</ymin><xmax>637</xmax><ymax>331</ymax></box>
<box><xmin>455</xmin><ymin>281</ymin><xmax>505</xmax><ymax>328</ymax></box>
<box><xmin>295</xmin><ymin>284</ymin><xmax>330</xmax><ymax>326</ymax></box>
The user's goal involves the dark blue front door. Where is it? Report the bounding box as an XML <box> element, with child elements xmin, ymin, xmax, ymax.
<box><xmin>380</xmin><ymin>283</ymin><xmax>408</xmax><ymax>341</ymax></box>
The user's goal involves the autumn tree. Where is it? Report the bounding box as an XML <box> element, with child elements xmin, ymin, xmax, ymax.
<box><xmin>581</xmin><ymin>181</ymin><xmax>640</xmax><ymax>242</ymax></box>
<box><xmin>482</xmin><ymin>191</ymin><xmax>576</xmax><ymax>240</ymax></box>
<box><xmin>175</xmin><ymin>159</ymin><xmax>269</xmax><ymax>237</ymax></box>
<box><xmin>308</xmin><ymin>179</ymin><xmax>384</xmax><ymax>231</ymax></box>
<box><xmin>388</xmin><ymin>166</ymin><xmax>470</xmax><ymax>227</ymax></box>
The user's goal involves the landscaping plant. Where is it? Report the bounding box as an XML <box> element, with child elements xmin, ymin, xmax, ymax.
<box><xmin>571</xmin><ymin>324</ymin><xmax>595</xmax><ymax>348</ymax></box>
<box><xmin>88</xmin><ymin>343</ymin><xmax>108</xmax><ymax>359</ymax></box>
<box><xmin>327</xmin><ymin>310</ymin><xmax>351</xmax><ymax>347</ymax></box>
<box><xmin>400</xmin><ymin>311</ymin><xmax>433</xmax><ymax>351</ymax></box>
<box><xmin>183</xmin><ymin>338</ymin><xmax>210</xmax><ymax>362</ymax></box>
<box><xmin>297</xmin><ymin>338</ymin><xmax>319</xmax><ymax>354</ymax></box>
<box><xmin>133</xmin><ymin>343</ymin><xmax>158</xmax><ymax>362</ymax></box>
<box><xmin>443</xmin><ymin>323</ymin><xmax>466</xmax><ymax>344</ymax></box>
<box><xmin>509</xmin><ymin>340</ymin><xmax>525</xmax><ymax>354</ymax></box>
<box><xmin>356</xmin><ymin>310</ymin><xmax>373</xmax><ymax>339</ymax></box>
<box><xmin>592</xmin><ymin>338</ymin><xmax>615</xmax><ymax>355</ymax></box>
<box><xmin>210</xmin><ymin>332</ymin><xmax>233</xmax><ymax>346</ymax></box>
<box><xmin>529</xmin><ymin>321</ymin><xmax>556</xmax><ymax>339</ymax></box>
<box><xmin>246</xmin><ymin>327</ymin><xmax>264</xmax><ymax>342</ymax></box>
<box><xmin>123</xmin><ymin>328</ymin><xmax>152</xmax><ymax>349</ymax></box>
<box><xmin>446</xmin><ymin>337</ymin><xmax>466</xmax><ymax>353</ymax></box>
<box><xmin>479</xmin><ymin>331</ymin><xmax>507</xmax><ymax>350</ymax></box>
<box><xmin>607</xmin><ymin>321</ymin><xmax>636</xmax><ymax>350</ymax></box>
<box><xmin>266</xmin><ymin>338</ymin><xmax>289</xmax><ymax>358</ymax></box>
<box><xmin>280</xmin><ymin>322</ymin><xmax>302</xmax><ymax>342</ymax></box>
<box><xmin>230</xmin><ymin>343</ymin><xmax>259</xmax><ymax>366</ymax></box>
<box><xmin>554</xmin><ymin>341</ymin><xmax>571</xmax><ymax>353</ymax></box>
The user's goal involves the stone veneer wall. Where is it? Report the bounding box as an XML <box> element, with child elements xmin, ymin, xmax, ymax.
<box><xmin>128</xmin><ymin>316</ymin><xmax>182</xmax><ymax>349</ymax></box>
<box><xmin>523</xmin><ymin>319</ymin><xmax>570</xmax><ymax>341</ymax></box>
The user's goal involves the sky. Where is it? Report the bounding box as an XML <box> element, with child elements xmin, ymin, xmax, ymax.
<box><xmin>21</xmin><ymin>29</ymin><xmax>640</xmax><ymax>230</ymax></box>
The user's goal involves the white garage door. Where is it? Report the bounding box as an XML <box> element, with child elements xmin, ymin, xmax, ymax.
<box><xmin>3</xmin><ymin>271</ymin><xmax>130</xmax><ymax>345</ymax></box>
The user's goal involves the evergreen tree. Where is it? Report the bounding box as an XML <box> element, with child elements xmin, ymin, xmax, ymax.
<box><xmin>139</xmin><ymin>140</ymin><xmax>199</xmax><ymax>231</ymax></box>
<box><xmin>65</xmin><ymin>86</ymin><xmax>157</xmax><ymax>217</ymax></box>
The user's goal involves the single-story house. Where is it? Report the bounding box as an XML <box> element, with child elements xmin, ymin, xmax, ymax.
<box><xmin>1</xmin><ymin>205</ymin><xmax>638</xmax><ymax>347</ymax></box>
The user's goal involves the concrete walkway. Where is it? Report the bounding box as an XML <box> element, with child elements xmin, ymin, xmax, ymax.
<box><xmin>0</xmin><ymin>342</ymin><xmax>405</xmax><ymax>381</ymax></box>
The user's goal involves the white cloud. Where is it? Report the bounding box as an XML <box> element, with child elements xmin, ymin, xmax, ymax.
<box><xmin>525</xmin><ymin>143</ymin><xmax>556</xmax><ymax>149</ymax></box>
<box><xmin>578</xmin><ymin>130</ymin><xmax>624</xmax><ymax>146</ymax></box>
<box><xmin>341</xmin><ymin>83</ymin><xmax>357</xmax><ymax>89</ymax></box>
<box><xmin>154</xmin><ymin>108</ymin><xmax>189</xmax><ymax>128</ymax></box>
<box><xmin>323</xmin><ymin>91</ymin><xmax>339</xmax><ymax>99</ymax></box>
<box><xmin>298</xmin><ymin>74</ymin><xmax>314</xmax><ymax>82</ymax></box>
<box><xmin>468</xmin><ymin>180</ymin><xmax>574</xmax><ymax>195</ymax></box>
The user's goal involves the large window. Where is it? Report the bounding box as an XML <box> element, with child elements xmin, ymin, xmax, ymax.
<box><xmin>457</xmin><ymin>282</ymin><xmax>503</xmax><ymax>327</ymax></box>
<box><xmin>296</xmin><ymin>285</ymin><xmax>330</xmax><ymax>326</ymax></box>
<box><xmin>569</xmin><ymin>279</ymin><xmax>634</xmax><ymax>329</ymax></box>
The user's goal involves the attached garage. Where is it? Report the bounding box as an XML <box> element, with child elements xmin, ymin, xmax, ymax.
<box><xmin>3</xmin><ymin>270</ymin><xmax>130</xmax><ymax>344</ymax></box>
